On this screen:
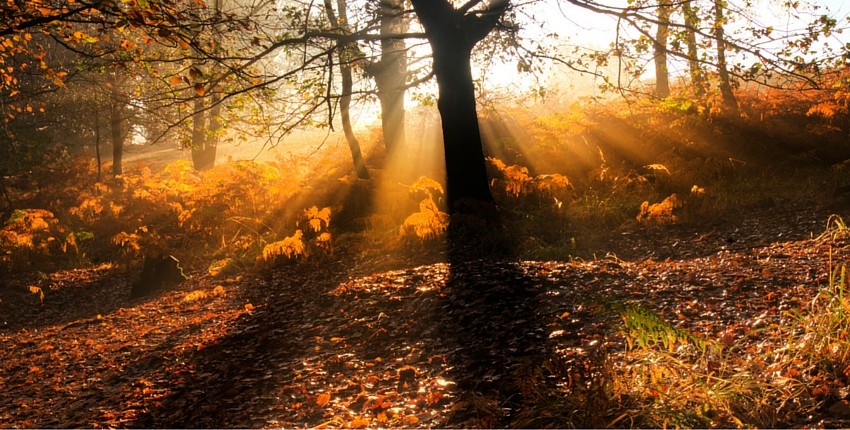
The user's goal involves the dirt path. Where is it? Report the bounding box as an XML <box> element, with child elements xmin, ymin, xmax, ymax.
<box><xmin>1</xmin><ymin>202</ymin><xmax>848</xmax><ymax>427</ymax></box>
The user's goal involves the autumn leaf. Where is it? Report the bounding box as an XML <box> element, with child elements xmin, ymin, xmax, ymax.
<box><xmin>169</xmin><ymin>76</ymin><xmax>182</xmax><ymax>85</ymax></box>
<box><xmin>189</xmin><ymin>66</ymin><xmax>202</xmax><ymax>81</ymax></box>
<box><xmin>193</xmin><ymin>83</ymin><xmax>205</xmax><ymax>96</ymax></box>
<box><xmin>426</xmin><ymin>391</ymin><xmax>444</xmax><ymax>406</ymax></box>
<box><xmin>376</xmin><ymin>412</ymin><xmax>388</xmax><ymax>424</ymax></box>
<box><xmin>316</xmin><ymin>392</ymin><xmax>331</xmax><ymax>407</ymax></box>
<box><xmin>349</xmin><ymin>417</ymin><xmax>369</xmax><ymax>428</ymax></box>
<box><xmin>402</xmin><ymin>415</ymin><xmax>419</xmax><ymax>425</ymax></box>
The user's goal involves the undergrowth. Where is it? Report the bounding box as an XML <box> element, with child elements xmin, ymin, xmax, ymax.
<box><xmin>4</xmin><ymin>89</ymin><xmax>850</xmax><ymax>273</ymax></box>
<box><xmin>598</xmin><ymin>221</ymin><xmax>850</xmax><ymax>428</ymax></box>
<box><xmin>510</xmin><ymin>217</ymin><xmax>850</xmax><ymax>429</ymax></box>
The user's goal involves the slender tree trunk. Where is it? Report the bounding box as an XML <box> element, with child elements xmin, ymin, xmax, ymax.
<box><xmin>325</xmin><ymin>0</ymin><xmax>369</xmax><ymax>179</ymax></box>
<box><xmin>0</xmin><ymin>181</ymin><xmax>11</xmax><ymax>215</ymax></box>
<box><xmin>95</xmin><ymin>107</ymin><xmax>102</xmax><ymax>181</ymax></box>
<box><xmin>109</xmin><ymin>80</ymin><xmax>123</xmax><ymax>176</ymax></box>
<box><xmin>337</xmin><ymin>0</ymin><xmax>370</xmax><ymax>180</ymax></box>
<box><xmin>205</xmin><ymin>93</ymin><xmax>220</xmax><ymax>168</ymax></box>
<box><xmin>339</xmin><ymin>70</ymin><xmax>369</xmax><ymax>179</ymax></box>
<box><xmin>653</xmin><ymin>0</ymin><xmax>671</xmax><ymax>98</ymax></box>
<box><xmin>410</xmin><ymin>0</ymin><xmax>502</xmax><ymax>209</ymax></box>
<box><xmin>713</xmin><ymin>0</ymin><xmax>738</xmax><ymax>109</ymax></box>
<box><xmin>682</xmin><ymin>0</ymin><xmax>706</xmax><ymax>96</ymax></box>
<box><xmin>375</xmin><ymin>0</ymin><xmax>407</xmax><ymax>155</ymax></box>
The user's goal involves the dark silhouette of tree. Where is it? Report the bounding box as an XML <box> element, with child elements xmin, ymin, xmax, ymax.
<box><xmin>409</xmin><ymin>0</ymin><xmax>511</xmax><ymax>209</ymax></box>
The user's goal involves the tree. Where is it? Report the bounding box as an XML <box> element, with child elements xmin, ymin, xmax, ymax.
<box><xmin>365</xmin><ymin>0</ymin><xmax>409</xmax><ymax>156</ymax></box>
<box><xmin>409</xmin><ymin>0</ymin><xmax>511</xmax><ymax>209</ymax></box>
<box><xmin>653</xmin><ymin>0</ymin><xmax>672</xmax><ymax>98</ymax></box>
<box><xmin>681</xmin><ymin>0</ymin><xmax>706</xmax><ymax>96</ymax></box>
<box><xmin>563</xmin><ymin>0</ymin><xmax>839</xmax><ymax>104</ymax></box>
<box><xmin>712</xmin><ymin>0</ymin><xmax>738</xmax><ymax>110</ymax></box>
<box><xmin>324</xmin><ymin>0</ymin><xmax>370</xmax><ymax>179</ymax></box>
<box><xmin>109</xmin><ymin>71</ymin><xmax>126</xmax><ymax>175</ymax></box>
<box><xmin>189</xmin><ymin>0</ymin><xmax>223</xmax><ymax>171</ymax></box>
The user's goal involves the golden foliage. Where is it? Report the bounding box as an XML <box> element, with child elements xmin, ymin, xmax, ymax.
<box><xmin>0</xmin><ymin>209</ymin><xmax>63</xmax><ymax>270</ymax></box>
<box><xmin>400</xmin><ymin>197</ymin><xmax>449</xmax><ymax>241</ymax></box>
<box><xmin>305</xmin><ymin>206</ymin><xmax>332</xmax><ymax>233</ymax></box>
<box><xmin>28</xmin><ymin>285</ymin><xmax>44</xmax><ymax>305</ymax></box>
<box><xmin>488</xmin><ymin>157</ymin><xmax>572</xmax><ymax>206</ymax></box>
<box><xmin>410</xmin><ymin>176</ymin><xmax>444</xmax><ymax>196</ymax></box>
<box><xmin>207</xmin><ymin>258</ymin><xmax>232</xmax><ymax>276</ymax></box>
<box><xmin>636</xmin><ymin>194</ymin><xmax>682</xmax><ymax>225</ymax></box>
<box><xmin>315</xmin><ymin>232</ymin><xmax>332</xmax><ymax>252</ymax></box>
<box><xmin>262</xmin><ymin>230</ymin><xmax>306</xmax><ymax>261</ymax></box>
<box><xmin>6</xmin><ymin>209</ymin><xmax>55</xmax><ymax>232</ymax></box>
<box><xmin>112</xmin><ymin>231</ymin><xmax>143</xmax><ymax>257</ymax></box>
<box><xmin>644</xmin><ymin>163</ymin><xmax>671</xmax><ymax>176</ymax></box>
<box><xmin>807</xmin><ymin>101</ymin><xmax>842</xmax><ymax>120</ymax></box>
<box><xmin>183</xmin><ymin>285</ymin><xmax>226</xmax><ymax>302</ymax></box>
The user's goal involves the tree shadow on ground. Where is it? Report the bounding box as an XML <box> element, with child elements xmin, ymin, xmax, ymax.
<box><xmin>122</xmin><ymin>268</ymin><xmax>346</xmax><ymax>428</ymax></box>
<box><xmin>0</xmin><ymin>264</ymin><xmax>131</xmax><ymax>331</ymax></box>
<box><xmin>119</xmin><ymin>209</ymin><xmax>610</xmax><ymax>428</ymax></box>
<box><xmin>435</xmin><ymin>255</ymin><xmax>553</xmax><ymax>427</ymax></box>
<box><xmin>432</xmin><ymin>210</ymin><xmax>604</xmax><ymax>428</ymax></box>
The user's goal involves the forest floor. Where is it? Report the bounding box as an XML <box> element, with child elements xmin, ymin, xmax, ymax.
<box><xmin>2</xmin><ymin>199</ymin><xmax>850</xmax><ymax>428</ymax></box>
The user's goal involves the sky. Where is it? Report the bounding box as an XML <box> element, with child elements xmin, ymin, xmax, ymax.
<box><xmin>335</xmin><ymin>0</ymin><xmax>850</xmax><ymax>133</ymax></box>
<box><xmin>481</xmin><ymin>0</ymin><xmax>850</xmax><ymax>92</ymax></box>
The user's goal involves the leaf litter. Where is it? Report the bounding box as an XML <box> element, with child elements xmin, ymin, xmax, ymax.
<box><xmin>1</xmin><ymin>203</ymin><xmax>850</xmax><ymax>427</ymax></box>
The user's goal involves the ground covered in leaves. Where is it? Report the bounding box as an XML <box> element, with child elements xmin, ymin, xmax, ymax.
<box><xmin>2</xmin><ymin>202</ymin><xmax>850</xmax><ymax>428</ymax></box>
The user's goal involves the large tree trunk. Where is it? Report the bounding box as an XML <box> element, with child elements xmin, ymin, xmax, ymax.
<box><xmin>432</xmin><ymin>44</ymin><xmax>493</xmax><ymax>207</ymax></box>
<box><xmin>190</xmin><ymin>97</ymin><xmax>214</xmax><ymax>170</ymax></box>
<box><xmin>191</xmin><ymin>0</ymin><xmax>221</xmax><ymax>171</ymax></box>
<box><xmin>190</xmin><ymin>75</ymin><xmax>217</xmax><ymax>170</ymax></box>
<box><xmin>713</xmin><ymin>0</ymin><xmax>738</xmax><ymax>110</ymax></box>
<box><xmin>682</xmin><ymin>0</ymin><xmax>706</xmax><ymax>96</ymax></box>
<box><xmin>410</xmin><ymin>0</ymin><xmax>502</xmax><ymax>209</ymax></box>
<box><xmin>653</xmin><ymin>0</ymin><xmax>671</xmax><ymax>98</ymax></box>
<box><xmin>374</xmin><ymin>0</ymin><xmax>407</xmax><ymax>155</ymax></box>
